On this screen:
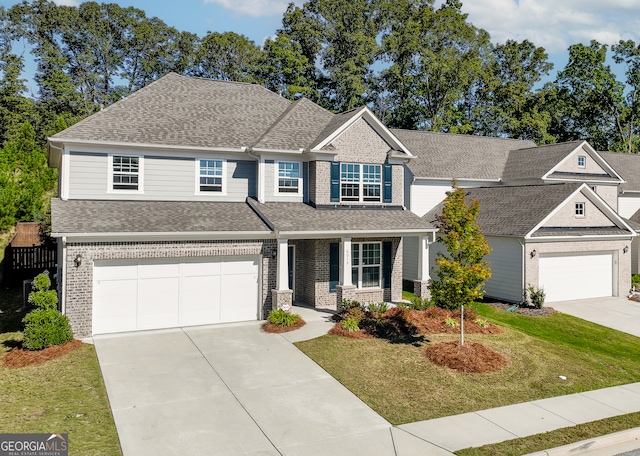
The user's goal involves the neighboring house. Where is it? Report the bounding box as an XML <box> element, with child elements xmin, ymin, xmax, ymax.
<box><xmin>423</xmin><ymin>184</ymin><xmax>635</xmax><ymax>303</ymax></box>
<box><xmin>48</xmin><ymin>73</ymin><xmax>436</xmax><ymax>338</ymax></box>
<box><xmin>399</xmin><ymin>133</ymin><xmax>633</xmax><ymax>303</ymax></box>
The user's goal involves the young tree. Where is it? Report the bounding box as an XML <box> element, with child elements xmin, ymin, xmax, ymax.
<box><xmin>429</xmin><ymin>182</ymin><xmax>492</xmax><ymax>344</ymax></box>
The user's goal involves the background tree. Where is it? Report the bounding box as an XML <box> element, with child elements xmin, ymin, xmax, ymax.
<box><xmin>429</xmin><ymin>181</ymin><xmax>492</xmax><ymax>316</ymax></box>
<box><xmin>612</xmin><ymin>39</ymin><xmax>640</xmax><ymax>153</ymax></box>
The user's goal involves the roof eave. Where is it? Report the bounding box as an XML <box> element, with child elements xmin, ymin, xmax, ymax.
<box><xmin>52</xmin><ymin>231</ymin><xmax>274</xmax><ymax>242</ymax></box>
<box><xmin>46</xmin><ymin>138</ymin><xmax>249</xmax><ymax>154</ymax></box>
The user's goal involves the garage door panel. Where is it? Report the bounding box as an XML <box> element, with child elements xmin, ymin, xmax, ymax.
<box><xmin>221</xmin><ymin>272</ymin><xmax>259</xmax><ymax>322</ymax></box>
<box><xmin>93</xmin><ymin>279</ymin><xmax>137</xmax><ymax>334</ymax></box>
<box><xmin>94</xmin><ymin>262</ymin><xmax>138</xmax><ymax>280</ymax></box>
<box><xmin>138</xmin><ymin>261</ymin><xmax>180</xmax><ymax>279</ymax></box>
<box><xmin>180</xmin><ymin>275</ymin><xmax>222</xmax><ymax>326</ymax></box>
<box><xmin>539</xmin><ymin>252</ymin><xmax>613</xmax><ymax>302</ymax></box>
<box><xmin>222</xmin><ymin>258</ymin><xmax>259</xmax><ymax>275</ymax></box>
<box><xmin>137</xmin><ymin>277</ymin><xmax>180</xmax><ymax>329</ymax></box>
<box><xmin>182</xmin><ymin>258</ymin><xmax>222</xmax><ymax>276</ymax></box>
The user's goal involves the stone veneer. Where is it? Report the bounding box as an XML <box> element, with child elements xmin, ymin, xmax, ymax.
<box><xmin>63</xmin><ymin>239</ymin><xmax>276</xmax><ymax>338</ymax></box>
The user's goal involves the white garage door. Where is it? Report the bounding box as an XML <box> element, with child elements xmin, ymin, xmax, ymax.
<box><xmin>93</xmin><ymin>256</ymin><xmax>260</xmax><ymax>335</ymax></box>
<box><xmin>538</xmin><ymin>252</ymin><xmax>613</xmax><ymax>302</ymax></box>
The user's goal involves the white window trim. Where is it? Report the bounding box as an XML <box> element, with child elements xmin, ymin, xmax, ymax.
<box><xmin>575</xmin><ymin>202</ymin><xmax>585</xmax><ymax>217</ymax></box>
<box><xmin>340</xmin><ymin>163</ymin><xmax>382</xmax><ymax>203</ymax></box>
<box><xmin>107</xmin><ymin>154</ymin><xmax>144</xmax><ymax>194</ymax></box>
<box><xmin>195</xmin><ymin>158</ymin><xmax>227</xmax><ymax>195</ymax></box>
<box><xmin>351</xmin><ymin>241</ymin><xmax>382</xmax><ymax>289</ymax></box>
<box><xmin>275</xmin><ymin>161</ymin><xmax>303</xmax><ymax>196</ymax></box>
<box><xmin>578</xmin><ymin>155</ymin><xmax>586</xmax><ymax>168</ymax></box>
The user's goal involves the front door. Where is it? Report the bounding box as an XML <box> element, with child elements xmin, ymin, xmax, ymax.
<box><xmin>288</xmin><ymin>245</ymin><xmax>295</xmax><ymax>300</ymax></box>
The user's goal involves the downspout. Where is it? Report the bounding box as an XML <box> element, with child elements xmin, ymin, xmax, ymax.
<box><xmin>60</xmin><ymin>236</ymin><xmax>67</xmax><ymax>314</ymax></box>
<box><xmin>518</xmin><ymin>239</ymin><xmax>526</xmax><ymax>304</ymax></box>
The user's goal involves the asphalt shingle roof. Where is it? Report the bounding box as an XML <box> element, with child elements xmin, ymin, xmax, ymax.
<box><xmin>501</xmin><ymin>141</ymin><xmax>587</xmax><ymax>182</ymax></box>
<box><xmin>393</xmin><ymin>130</ymin><xmax>535</xmax><ymax>180</ymax></box>
<box><xmin>51</xmin><ymin>73</ymin><xmax>294</xmax><ymax>149</ymax></box>
<box><xmin>253</xmin><ymin>98</ymin><xmax>335</xmax><ymax>150</ymax></box>
<box><xmin>50</xmin><ymin>199</ymin><xmax>272</xmax><ymax>234</ymax></box>
<box><xmin>422</xmin><ymin>183</ymin><xmax>589</xmax><ymax>237</ymax></box>
<box><xmin>599</xmin><ymin>152</ymin><xmax>640</xmax><ymax>192</ymax></box>
<box><xmin>251</xmin><ymin>201</ymin><xmax>435</xmax><ymax>233</ymax></box>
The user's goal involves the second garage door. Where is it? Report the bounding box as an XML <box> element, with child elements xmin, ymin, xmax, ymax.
<box><xmin>93</xmin><ymin>256</ymin><xmax>260</xmax><ymax>335</ymax></box>
<box><xmin>538</xmin><ymin>252</ymin><xmax>613</xmax><ymax>302</ymax></box>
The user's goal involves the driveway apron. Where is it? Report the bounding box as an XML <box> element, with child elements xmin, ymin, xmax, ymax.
<box><xmin>550</xmin><ymin>296</ymin><xmax>640</xmax><ymax>337</ymax></box>
<box><xmin>94</xmin><ymin>322</ymin><xmax>399</xmax><ymax>456</ymax></box>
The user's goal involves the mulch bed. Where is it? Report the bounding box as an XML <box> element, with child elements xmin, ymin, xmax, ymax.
<box><xmin>406</xmin><ymin>308</ymin><xmax>504</xmax><ymax>335</ymax></box>
<box><xmin>3</xmin><ymin>339</ymin><xmax>83</xmax><ymax>368</ymax></box>
<box><xmin>424</xmin><ymin>341</ymin><xmax>507</xmax><ymax>373</ymax></box>
<box><xmin>485</xmin><ymin>301</ymin><xmax>556</xmax><ymax>316</ymax></box>
<box><xmin>261</xmin><ymin>318</ymin><xmax>306</xmax><ymax>333</ymax></box>
<box><xmin>328</xmin><ymin>325</ymin><xmax>372</xmax><ymax>338</ymax></box>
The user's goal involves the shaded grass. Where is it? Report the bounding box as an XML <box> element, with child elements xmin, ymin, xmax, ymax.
<box><xmin>296</xmin><ymin>303</ymin><xmax>640</xmax><ymax>425</ymax></box>
<box><xmin>0</xmin><ymin>288</ymin><xmax>121</xmax><ymax>456</ymax></box>
<box><xmin>456</xmin><ymin>412</ymin><xmax>640</xmax><ymax>456</ymax></box>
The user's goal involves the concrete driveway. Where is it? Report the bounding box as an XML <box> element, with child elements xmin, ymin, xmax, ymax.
<box><xmin>94</xmin><ymin>322</ymin><xmax>451</xmax><ymax>456</ymax></box>
<box><xmin>550</xmin><ymin>296</ymin><xmax>640</xmax><ymax>337</ymax></box>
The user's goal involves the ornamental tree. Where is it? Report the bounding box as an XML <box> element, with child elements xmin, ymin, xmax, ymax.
<box><xmin>429</xmin><ymin>181</ymin><xmax>492</xmax><ymax>312</ymax></box>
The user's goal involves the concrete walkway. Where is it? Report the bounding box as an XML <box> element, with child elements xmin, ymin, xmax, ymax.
<box><xmin>94</xmin><ymin>303</ymin><xmax>640</xmax><ymax>455</ymax></box>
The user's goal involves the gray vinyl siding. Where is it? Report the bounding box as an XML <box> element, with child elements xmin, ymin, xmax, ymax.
<box><xmin>428</xmin><ymin>235</ymin><xmax>523</xmax><ymax>303</ymax></box>
<box><xmin>403</xmin><ymin>236</ymin><xmax>418</xmax><ymax>280</ymax></box>
<box><xmin>264</xmin><ymin>160</ymin><xmax>305</xmax><ymax>203</ymax></box>
<box><xmin>483</xmin><ymin>236</ymin><xmax>523</xmax><ymax>303</ymax></box>
<box><xmin>67</xmin><ymin>152</ymin><xmax>255</xmax><ymax>201</ymax></box>
<box><xmin>633</xmin><ymin>237</ymin><xmax>639</xmax><ymax>275</ymax></box>
<box><xmin>68</xmin><ymin>152</ymin><xmax>108</xmax><ymax>198</ymax></box>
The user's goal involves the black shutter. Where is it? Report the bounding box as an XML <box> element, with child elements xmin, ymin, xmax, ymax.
<box><xmin>382</xmin><ymin>241</ymin><xmax>392</xmax><ymax>289</ymax></box>
<box><xmin>330</xmin><ymin>162</ymin><xmax>340</xmax><ymax>202</ymax></box>
<box><xmin>329</xmin><ymin>242</ymin><xmax>340</xmax><ymax>292</ymax></box>
<box><xmin>383</xmin><ymin>164</ymin><xmax>392</xmax><ymax>203</ymax></box>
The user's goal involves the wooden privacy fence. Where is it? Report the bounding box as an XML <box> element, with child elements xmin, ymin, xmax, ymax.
<box><xmin>3</xmin><ymin>244</ymin><xmax>57</xmax><ymax>286</ymax></box>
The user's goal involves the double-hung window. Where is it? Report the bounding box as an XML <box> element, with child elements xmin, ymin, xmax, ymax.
<box><xmin>111</xmin><ymin>155</ymin><xmax>141</xmax><ymax>191</ymax></box>
<box><xmin>352</xmin><ymin>242</ymin><xmax>381</xmax><ymax>288</ymax></box>
<box><xmin>199</xmin><ymin>159</ymin><xmax>224</xmax><ymax>192</ymax></box>
<box><xmin>277</xmin><ymin>162</ymin><xmax>301</xmax><ymax>194</ymax></box>
<box><xmin>340</xmin><ymin>163</ymin><xmax>381</xmax><ymax>202</ymax></box>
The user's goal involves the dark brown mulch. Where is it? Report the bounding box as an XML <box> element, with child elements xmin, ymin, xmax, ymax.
<box><xmin>3</xmin><ymin>339</ymin><xmax>83</xmax><ymax>368</ymax></box>
<box><xmin>424</xmin><ymin>341</ymin><xmax>507</xmax><ymax>373</ymax></box>
<box><xmin>328</xmin><ymin>324</ymin><xmax>372</xmax><ymax>339</ymax></box>
<box><xmin>406</xmin><ymin>308</ymin><xmax>503</xmax><ymax>335</ymax></box>
<box><xmin>261</xmin><ymin>318</ymin><xmax>306</xmax><ymax>333</ymax></box>
<box><xmin>485</xmin><ymin>301</ymin><xmax>555</xmax><ymax>316</ymax></box>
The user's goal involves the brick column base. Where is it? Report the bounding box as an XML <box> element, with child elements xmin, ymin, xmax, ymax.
<box><xmin>336</xmin><ymin>285</ymin><xmax>357</xmax><ymax>311</ymax></box>
<box><xmin>271</xmin><ymin>289</ymin><xmax>293</xmax><ymax>312</ymax></box>
<box><xmin>413</xmin><ymin>280</ymin><xmax>431</xmax><ymax>300</ymax></box>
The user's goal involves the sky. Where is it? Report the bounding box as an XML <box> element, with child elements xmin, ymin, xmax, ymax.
<box><xmin>2</xmin><ymin>0</ymin><xmax>640</xmax><ymax>91</ymax></box>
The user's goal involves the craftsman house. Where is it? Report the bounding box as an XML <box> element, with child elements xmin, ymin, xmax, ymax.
<box><xmin>48</xmin><ymin>73</ymin><xmax>436</xmax><ymax>337</ymax></box>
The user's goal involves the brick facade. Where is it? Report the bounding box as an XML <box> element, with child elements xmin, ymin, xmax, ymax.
<box><xmin>63</xmin><ymin>239</ymin><xmax>276</xmax><ymax>338</ymax></box>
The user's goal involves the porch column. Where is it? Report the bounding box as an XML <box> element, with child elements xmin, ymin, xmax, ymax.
<box><xmin>276</xmin><ymin>238</ymin><xmax>289</xmax><ymax>291</ymax></box>
<box><xmin>340</xmin><ymin>237</ymin><xmax>352</xmax><ymax>286</ymax></box>
<box><xmin>272</xmin><ymin>238</ymin><xmax>293</xmax><ymax>311</ymax></box>
<box><xmin>414</xmin><ymin>234</ymin><xmax>431</xmax><ymax>300</ymax></box>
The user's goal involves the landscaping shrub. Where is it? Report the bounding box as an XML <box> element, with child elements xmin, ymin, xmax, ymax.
<box><xmin>633</xmin><ymin>274</ymin><xmax>640</xmax><ymax>287</ymax></box>
<box><xmin>23</xmin><ymin>272</ymin><xmax>73</xmax><ymax>351</ymax></box>
<box><xmin>267</xmin><ymin>309</ymin><xmax>300</xmax><ymax>327</ymax></box>
<box><xmin>409</xmin><ymin>296</ymin><xmax>433</xmax><ymax>310</ymax></box>
<box><xmin>474</xmin><ymin>317</ymin><xmax>490</xmax><ymax>328</ymax></box>
<box><xmin>526</xmin><ymin>285</ymin><xmax>546</xmax><ymax>309</ymax></box>
<box><xmin>444</xmin><ymin>317</ymin><xmax>459</xmax><ymax>328</ymax></box>
<box><xmin>367</xmin><ymin>302</ymin><xmax>388</xmax><ymax>315</ymax></box>
<box><xmin>341</xmin><ymin>316</ymin><xmax>360</xmax><ymax>332</ymax></box>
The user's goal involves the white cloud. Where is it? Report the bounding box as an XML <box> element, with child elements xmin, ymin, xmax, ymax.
<box><xmin>439</xmin><ymin>0</ymin><xmax>640</xmax><ymax>53</ymax></box>
<box><xmin>51</xmin><ymin>0</ymin><xmax>80</xmax><ymax>6</ymax></box>
<box><xmin>203</xmin><ymin>0</ymin><xmax>302</xmax><ymax>17</ymax></box>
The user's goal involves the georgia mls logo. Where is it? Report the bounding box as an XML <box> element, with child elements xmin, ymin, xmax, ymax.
<box><xmin>0</xmin><ymin>433</ymin><xmax>68</xmax><ymax>456</ymax></box>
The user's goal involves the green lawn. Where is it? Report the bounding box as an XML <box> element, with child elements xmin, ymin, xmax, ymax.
<box><xmin>0</xmin><ymin>289</ymin><xmax>122</xmax><ymax>456</ymax></box>
<box><xmin>296</xmin><ymin>302</ymin><xmax>640</xmax><ymax>425</ymax></box>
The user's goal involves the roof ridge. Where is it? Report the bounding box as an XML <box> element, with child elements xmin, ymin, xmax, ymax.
<box><xmin>251</xmin><ymin>98</ymin><xmax>297</xmax><ymax>148</ymax></box>
<box><xmin>391</xmin><ymin>129</ymin><xmax>534</xmax><ymax>144</ymax></box>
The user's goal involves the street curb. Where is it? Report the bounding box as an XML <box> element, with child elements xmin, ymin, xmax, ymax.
<box><xmin>524</xmin><ymin>427</ymin><xmax>640</xmax><ymax>455</ymax></box>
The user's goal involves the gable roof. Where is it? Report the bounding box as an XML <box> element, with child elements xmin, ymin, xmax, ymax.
<box><xmin>394</xmin><ymin>130</ymin><xmax>535</xmax><ymax>180</ymax></box>
<box><xmin>599</xmin><ymin>151</ymin><xmax>640</xmax><ymax>192</ymax></box>
<box><xmin>423</xmin><ymin>183</ymin><xmax>633</xmax><ymax>238</ymax></box>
